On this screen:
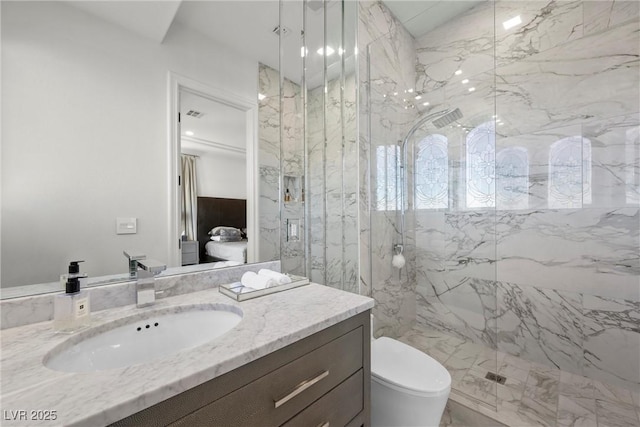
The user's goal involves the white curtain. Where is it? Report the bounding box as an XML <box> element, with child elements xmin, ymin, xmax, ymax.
<box><xmin>181</xmin><ymin>155</ymin><xmax>198</xmax><ymax>241</ymax></box>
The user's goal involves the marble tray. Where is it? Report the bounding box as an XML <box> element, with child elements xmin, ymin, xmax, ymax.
<box><xmin>219</xmin><ymin>274</ymin><xmax>310</xmax><ymax>301</ymax></box>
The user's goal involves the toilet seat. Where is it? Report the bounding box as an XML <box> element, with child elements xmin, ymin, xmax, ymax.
<box><xmin>371</xmin><ymin>337</ymin><xmax>451</xmax><ymax>398</ymax></box>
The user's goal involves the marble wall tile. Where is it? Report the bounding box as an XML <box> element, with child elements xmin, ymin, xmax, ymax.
<box><xmin>258</xmin><ymin>64</ymin><xmax>281</xmax><ymax>263</ymax></box>
<box><xmin>495</xmin><ymin>208</ymin><xmax>640</xmax><ymax>300</ymax></box>
<box><xmin>307</xmin><ymin>84</ymin><xmax>326</xmax><ymax>285</ymax></box>
<box><xmin>258</xmin><ymin>165</ymin><xmax>280</xmax><ymax>262</ymax></box>
<box><xmin>359</xmin><ymin>0</ymin><xmax>418</xmax><ymax>335</ymax></box>
<box><xmin>496</xmin><ymin>19</ymin><xmax>640</xmax><ymax>137</ymax></box>
<box><xmin>415</xmin><ymin>1</ymin><xmax>494</xmax><ymax>93</ymax></box>
<box><xmin>584</xmin><ymin>113</ymin><xmax>640</xmax><ymax>207</ymax></box>
<box><xmin>258</xmin><ymin>64</ymin><xmax>281</xmax><ymax>169</ymax></box>
<box><xmin>497</xmin><ymin>282</ymin><xmax>584</xmax><ymax>375</ymax></box>
<box><xmin>582</xmin><ymin>295</ymin><xmax>640</xmax><ymax>390</ymax></box>
<box><xmin>584</xmin><ymin>0</ymin><xmax>640</xmax><ymax>36</ymax></box>
<box><xmin>495</xmin><ymin>1</ymin><xmax>583</xmax><ymax>67</ymax></box>
<box><xmin>416</xmin><ymin>275</ymin><xmax>497</xmax><ymax>348</ymax></box>
<box><xmin>443</xmin><ymin>211</ymin><xmax>497</xmax><ymax>283</ymax></box>
<box><xmin>307</xmin><ymin>72</ymin><xmax>359</xmax><ymax>291</ymax></box>
<box><xmin>258</xmin><ymin>63</ymin><xmax>308</xmax><ymax>275</ymax></box>
<box><xmin>406</xmin><ymin>0</ymin><xmax>640</xmax><ymax>397</ymax></box>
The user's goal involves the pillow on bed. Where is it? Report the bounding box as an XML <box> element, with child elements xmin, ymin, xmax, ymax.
<box><xmin>208</xmin><ymin>226</ymin><xmax>241</xmax><ymax>237</ymax></box>
<box><xmin>210</xmin><ymin>235</ymin><xmax>242</xmax><ymax>242</ymax></box>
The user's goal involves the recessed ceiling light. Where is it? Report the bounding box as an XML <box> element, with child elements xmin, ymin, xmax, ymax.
<box><xmin>468</xmin><ymin>87</ymin><xmax>476</xmax><ymax>92</ymax></box>
<box><xmin>408</xmin><ymin>88</ymin><xmax>414</xmax><ymax>93</ymax></box>
<box><xmin>503</xmin><ymin>15</ymin><xmax>522</xmax><ymax>30</ymax></box>
<box><xmin>393</xmin><ymin>92</ymin><xmax>398</xmax><ymax>96</ymax></box>
<box><xmin>415</xmin><ymin>95</ymin><xmax>422</xmax><ymax>100</ymax></box>
<box><xmin>423</xmin><ymin>101</ymin><xmax>430</xmax><ymax>106</ymax></box>
<box><xmin>455</xmin><ymin>70</ymin><xmax>462</xmax><ymax>75</ymax></box>
<box><xmin>185</xmin><ymin>131</ymin><xmax>194</xmax><ymax>136</ymax></box>
<box><xmin>317</xmin><ymin>46</ymin><xmax>335</xmax><ymax>56</ymax></box>
<box><xmin>258</xmin><ymin>93</ymin><xmax>266</xmax><ymax>101</ymax></box>
<box><xmin>462</xmin><ymin>79</ymin><xmax>469</xmax><ymax>84</ymax></box>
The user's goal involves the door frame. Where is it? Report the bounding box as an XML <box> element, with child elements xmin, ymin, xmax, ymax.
<box><xmin>168</xmin><ymin>72</ymin><xmax>259</xmax><ymax>267</ymax></box>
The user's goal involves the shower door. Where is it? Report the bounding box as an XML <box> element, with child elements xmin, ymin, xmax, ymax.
<box><xmin>360</xmin><ymin>0</ymin><xmax>500</xmax><ymax>411</ymax></box>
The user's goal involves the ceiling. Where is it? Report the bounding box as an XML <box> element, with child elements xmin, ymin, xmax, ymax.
<box><xmin>65</xmin><ymin>1</ymin><xmax>353</xmax><ymax>89</ymax></box>
<box><xmin>381</xmin><ymin>0</ymin><xmax>485</xmax><ymax>38</ymax></box>
<box><xmin>64</xmin><ymin>1</ymin><xmax>481</xmax><ymax>91</ymax></box>
<box><xmin>180</xmin><ymin>91</ymin><xmax>247</xmax><ymax>154</ymax></box>
<box><xmin>64</xmin><ymin>1</ymin><xmax>181</xmax><ymax>42</ymax></box>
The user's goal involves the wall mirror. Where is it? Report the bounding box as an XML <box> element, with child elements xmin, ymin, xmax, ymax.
<box><xmin>0</xmin><ymin>0</ymin><xmax>290</xmax><ymax>297</ymax></box>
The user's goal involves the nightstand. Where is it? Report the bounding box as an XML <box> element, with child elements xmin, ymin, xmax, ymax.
<box><xmin>181</xmin><ymin>240</ymin><xmax>199</xmax><ymax>266</ymax></box>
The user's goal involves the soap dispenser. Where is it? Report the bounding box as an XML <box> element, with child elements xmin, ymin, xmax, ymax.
<box><xmin>54</xmin><ymin>261</ymin><xmax>90</xmax><ymax>333</ymax></box>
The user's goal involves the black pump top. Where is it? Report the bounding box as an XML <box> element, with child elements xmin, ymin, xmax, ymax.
<box><xmin>66</xmin><ymin>276</ymin><xmax>80</xmax><ymax>294</ymax></box>
<box><xmin>68</xmin><ymin>260</ymin><xmax>84</xmax><ymax>274</ymax></box>
<box><xmin>65</xmin><ymin>260</ymin><xmax>84</xmax><ymax>293</ymax></box>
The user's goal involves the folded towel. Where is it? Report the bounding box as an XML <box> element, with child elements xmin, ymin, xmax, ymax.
<box><xmin>258</xmin><ymin>269</ymin><xmax>292</xmax><ymax>285</ymax></box>
<box><xmin>241</xmin><ymin>271</ymin><xmax>276</xmax><ymax>290</ymax></box>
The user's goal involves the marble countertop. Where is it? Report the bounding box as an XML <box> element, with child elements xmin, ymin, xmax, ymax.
<box><xmin>0</xmin><ymin>283</ymin><xmax>374</xmax><ymax>426</ymax></box>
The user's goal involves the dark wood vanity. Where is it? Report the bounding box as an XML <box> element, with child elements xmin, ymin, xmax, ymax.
<box><xmin>112</xmin><ymin>310</ymin><xmax>371</xmax><ymax>427</ymax></box>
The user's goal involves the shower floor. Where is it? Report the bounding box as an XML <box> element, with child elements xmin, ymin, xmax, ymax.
<box><xmin>397</xmin><ymin>326</ymin><xmax>640</xmax><ymax>427</ymax></box>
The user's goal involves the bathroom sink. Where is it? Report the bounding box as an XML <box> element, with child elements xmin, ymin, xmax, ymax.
<box><xmin>43</xmin><ymin>304</ymin><xmax>242</xmax><ymax>372</ymax></box>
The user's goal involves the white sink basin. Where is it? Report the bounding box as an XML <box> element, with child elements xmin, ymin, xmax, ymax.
<box><xmin>44</xmin><ymin>304</ymin><xmax>242</xmax><ymax>372</ymax></box>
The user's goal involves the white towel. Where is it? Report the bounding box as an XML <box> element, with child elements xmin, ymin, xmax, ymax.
<box><xmin>241</xmin><ymin>271</ymin><xmax>276</xmax><ymax>290</ymax></box>
<box><xmin>258</xmin><ymin>269</ymin><xmax>292</xmax><ymax>285</ymax></box>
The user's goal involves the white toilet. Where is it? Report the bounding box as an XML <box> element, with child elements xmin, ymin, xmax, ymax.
<box><xmin>371</xmin><ymin>336</ymin><xmax>451</xmax><ymax>427</ymax></box>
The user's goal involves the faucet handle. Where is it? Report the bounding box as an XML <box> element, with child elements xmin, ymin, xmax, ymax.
<box><xmin>123</xmin><ymin>250</ymin><xmax>146</xmax><ymax>261</ymax></box>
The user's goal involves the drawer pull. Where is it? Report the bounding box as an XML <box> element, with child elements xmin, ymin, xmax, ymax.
<box><xmin>274</xmin><ymin>370</ymin><xmax>329</xmax><ymax>408</ymax></box>
<box><xmin>317</xmin><ymin>423</ymin><xmax>329</xmax><ymax>427</ymax></box>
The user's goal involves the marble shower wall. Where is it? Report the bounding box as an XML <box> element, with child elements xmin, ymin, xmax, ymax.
<box><xmin>258</xmin><ymin>64</ymin><xmax>305</xmax><ymax>275</ymax></box>
<box><xmin>358</xmin><ymin>0</ymin><xmax>419</xmax><ymax>337</ymax></box>
<box><xmin>306</xmin><ymin>75</ymin><xmax>359</xmax><ymax>293</ymax></box>
<box><xmin>412</xmin><ymin>0</ymin><xmax>639</xmax><ymax>391</ymax></box>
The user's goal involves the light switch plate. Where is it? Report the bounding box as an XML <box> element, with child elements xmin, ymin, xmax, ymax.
<box><xmin>116</xmin><ymin>217</ymin><xmax>137</xmax><ymax>234</ymax></box>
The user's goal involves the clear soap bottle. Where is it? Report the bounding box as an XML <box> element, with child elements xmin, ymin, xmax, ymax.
<box><xmin>54</xmin><ymin>261</ymin><xmax>91</xmax><ymax>333</ymax></box>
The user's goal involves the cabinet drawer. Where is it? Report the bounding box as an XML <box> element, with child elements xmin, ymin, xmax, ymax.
<box><xmin>181</xmin><ymin>241</ymin><xmax>198</xmax><ymax>254</ymax></box>
<box><xmin>170</xmin><ymin>326</ymin><xmax>363</xmax><ymax>427</ymax></box>
<box><xmin>181</xmin><ymin>252</ymin><xmax>198</xmax><ymax>266</ymax></box>
<box><xmin>282</xmin><ymin>369</ymin><xmax>363</xmax><ymax>427</ymax></box>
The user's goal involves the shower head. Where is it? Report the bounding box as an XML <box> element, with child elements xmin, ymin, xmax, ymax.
<box><xmin>400</xmin><ymin>108</ymin><xmax>463</xmax><ymax>151</ymax></box>
<box><xmin>432</xmin><ymin>108</ymin><xmax>463</xmax><ymax>128</ymax></box>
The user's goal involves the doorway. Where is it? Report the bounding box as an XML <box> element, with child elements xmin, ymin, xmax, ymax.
<box><xmin>168</xmin><ymin>73</ymin><xmax>258</xmax><ymax>268</ymax></box>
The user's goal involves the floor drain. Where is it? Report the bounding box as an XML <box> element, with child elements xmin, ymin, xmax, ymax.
<box><xmin>485</xmin><ymin>372</ymin><xmax>507</xmax><ymax>384</ymax></box>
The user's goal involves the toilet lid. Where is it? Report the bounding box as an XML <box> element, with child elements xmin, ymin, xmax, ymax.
<box><xmin>371</xmin><ymin>337</ymin><xmax>451</xmax><ymax>397</ymax></box>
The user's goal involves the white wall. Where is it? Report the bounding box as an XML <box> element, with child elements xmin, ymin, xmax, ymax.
<box><xmin>1</xmin><ymin>1</ymin><xmax>258</xmax><ymax>286</ymax></box>
<box><xmin>181</xmin><ymin>149</ymin><xmax>247</xmax><ymax>199</ymax></box>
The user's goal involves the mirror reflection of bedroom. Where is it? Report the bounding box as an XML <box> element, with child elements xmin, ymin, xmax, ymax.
<box><xmin>179</xmin><ymin>90</ymin><xmax>248</xmax><ymax>268</ymax></box>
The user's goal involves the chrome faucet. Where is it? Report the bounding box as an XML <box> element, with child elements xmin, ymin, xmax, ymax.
<box><xmin>123</xmin><ymin>250</ymin><xmax>166</xmax><ymax>308</ymax></box>
<box><xmin>123</xmin><ymin>250</ymin><xmax>146</xmax><ymax>279</ymax></box>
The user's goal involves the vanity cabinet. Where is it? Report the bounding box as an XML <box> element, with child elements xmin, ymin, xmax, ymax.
<box><xmin>112</xmin><ymin>310</ymin><xmax>371</xmax><ymax>427</ymax></box>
